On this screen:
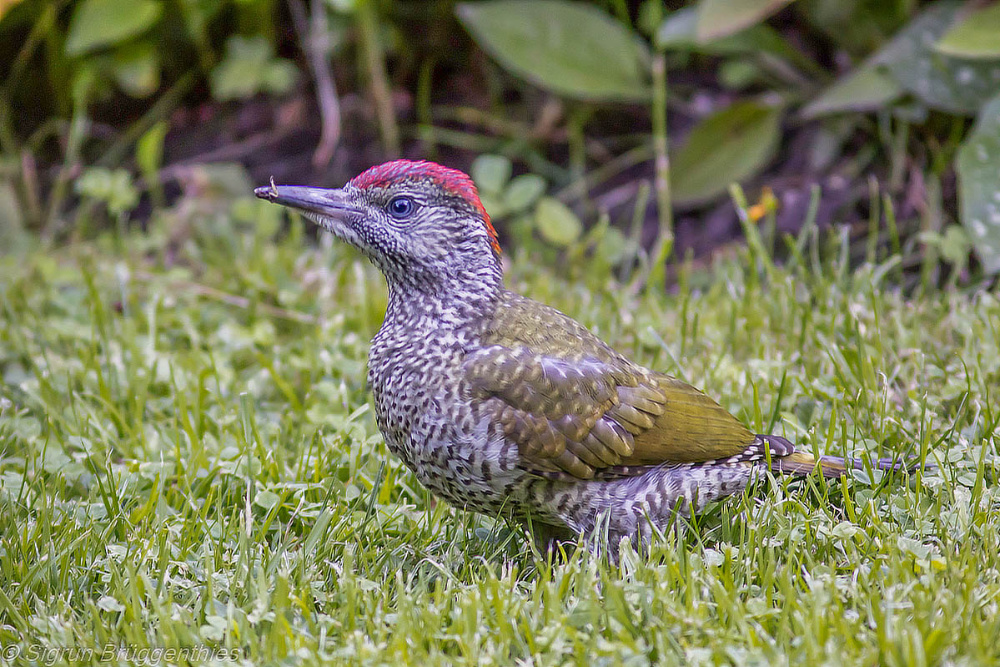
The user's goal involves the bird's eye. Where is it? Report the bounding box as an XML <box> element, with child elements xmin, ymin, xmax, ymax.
<box><xmin>387</xmin><ymin>196</ymin><xmax>416</xmax><ymax>220</ymax></box>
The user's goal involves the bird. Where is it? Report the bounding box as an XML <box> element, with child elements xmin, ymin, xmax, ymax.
<box><xmin>255</xmin><ymin>159</ymin><xmax>921</xmax><ymax>553</ymax></box>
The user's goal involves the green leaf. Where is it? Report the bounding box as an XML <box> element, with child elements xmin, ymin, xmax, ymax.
<box><xmin>955</xmin><ymin>93</ymin><xmax>1000</xmax><ymax>274</ymax></box>
<box><xmin>939</xmin><ymin>225</ymin><xmax>972</xmax><ymax>268</ymax></box>
<box><xmin>471</xmin><ymin>155</ymin><xmax>512</xmax><ymax>195</ymax></box>
<box><xmin>97</xmin><ymin>596</ymin><xmax>125</xmax><ymax>613</ymax></box>
<box><xmin>657</xmin><ymin>6</ymin><xmax>805</xmax><ymax>64</ymax></box>
<box><xmin>806</xmin><ymin>2</ymin><xmax>1000</xmax><ymax>117</ymax></box>
<box><xmin>535</xmin><ymin>196</ymin><xmax>582</xmax><ymax>246</ymax></box>
<box><xmin>210</xmin><ymin>36</ymin><xmax>298</xmax><ymax>101</ymax></box>
<box><xmin>656</xmin><ymin>7</ymin><xmax>702</xmax><ymax>49</ymax></box>
<box><xmin>594</xmin><ymin>225</ymin><xmax>627</xmax><ymax>265</ymax></box>
<box><xmin>178</xmin><ymin>0</ymin><xmax>224</xmax><ymax>44</ymax></box>
<box><xmin>65</xmin><ymin>0</ymin><xmax>162</xmax><ymax>56</ymax></box>
<box><xmin>936</xmin><ymin>3</ymin><xmax>1000</xmax><ymax>60</ymax></box>
<box><xmin>112</xmin><ymin>43</ymin><xmax>160</xmax><ymax>97</ymax></box>
<box><xmin>671</xmin><ymin>101</ymin><xmax>782</xmax><ymax>207</ymax></box>
<box><xmin>719</xmin><ymin>60</ymin><xmax>761</xmax><ymax>89</ymax></box>
<box><xmin>801</xmin><ymin>65</ymin><xmax>903</xmax><ymax>118</ymax></box>
<box><xmin>262</xmin><ymin>61</ymin><xmax>298</xmax><ymax>94</ymax></box>
<box><xmin>137</xmin><ymin>121</ymin><xmax>168</xmax><ymax>180</ymax></box>
<box><xmin>832</xmin><ymin>521</ymin><xmax>861</xmax><ymax>539</ymax></box>
<box><xmin>456</xmin><ymin>0</ymin><xmax>650</xmax><ymax>102</ymax></box>
<box><xmin>254</xmin><ymin>490</ymin><xmax>280</xmax><ymax>510</ymax></box>
<box><xmin>503</xmin><ymin>174</ymin><xmax>546</xmax><ymax>213</ymax></box>
<box><xmin>897</xmin><ymin>536</ymin><xmax>933</xmax><ymax>561</ymax></box>
<box><xmin>695</xmin><ymin>0</ymin><xmax>797</xmax><ymax>42</ymax></box>
<box><xmin>881</xmin><ymin>1</ymin><xmax>1000</xmax><ymax>115</ymax></box>
<box><xmin>74</xmin><ymin>167</ymin><xmax>139</xmax><ymax>217</ymax></box>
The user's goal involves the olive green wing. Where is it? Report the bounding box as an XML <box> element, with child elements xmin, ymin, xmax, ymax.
<box><xmin>469</xmin><ymin>292</ymin><xmax>760</xmax><ymax>480</ymax></box>
<box><xmin>464</xmin><ymin>345</ymin><xmax>757</xmax><ymax>481</ymax></box>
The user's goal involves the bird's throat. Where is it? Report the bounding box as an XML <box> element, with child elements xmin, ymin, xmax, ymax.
<box><xmin>382</xmin><ymin>263</ymin><xmax>504</xmax><ymax>338</ymax></box>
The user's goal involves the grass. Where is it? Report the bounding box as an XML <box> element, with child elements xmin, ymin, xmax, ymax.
<box><xmin>0</xmin><ymin>199</ymin><xmax>998</xmax><ymax>666</ymax></box>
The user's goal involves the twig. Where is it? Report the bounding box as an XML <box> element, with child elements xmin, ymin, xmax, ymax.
<box><xmin>289</xmin><ymin>0</ymin><xmax>342</xmax><ymax>168</ymax></box>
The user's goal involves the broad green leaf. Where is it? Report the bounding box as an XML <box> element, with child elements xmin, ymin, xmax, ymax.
<box><xmin>97</xmin><ymin>596</ymin><xmax>125</xmax><ymax>613</ymax></box>
<box><xmin>939</xmin><ymin>225</ymin><xmax>972</xmax><ymax>268</ymax></box>
<box><xmin>262</xmin><ymin>61</ymin><xmax>298</xmax><ymax>94</ymax></box>
<box><xmin>112</xmin><ymin>43</ymin><xmax>160</xmax><ymax>97</ymax></box>
<box><xmin>503</xmin><ymin>174</ymin><xmax>546</xmax><ymax>213</ymax></box>
<box><xmin>65</xmin><ymin>0</ymin><xmax>162</xmax><ymax>56</ymax></box>
<box><xmin>656</xmin><ymin>6</ymin><xmax>702</xmax><ymax>49</ymax></box>
<box><xmin>210</xmin><ymin>36</ymin><xmax>298</xmax><ymax>101</ymax></box>
<box><xmin>535</xmin><ymin>196</ymin><xmax>582</xmax><ymax>246</ymax></box>
<box><xmin>254</xmin><ymin>490</ymin><xmax>280</xmax><ymax>510</ymax></box>
<box><xmin>719</xmin><ymin>60</ymin><xmax>762</xmax><ymax>89</ymax></box>
<box><xmin>882</xmin><ymin>2</ymin><xmax>1000</xmax><ymax>115</ymax></box>
<box><xmin>74</xmin><ymin>168</ymin><xmax>139</xmax><ymax>217</ymax></box>
<box><xmin>471</xmin><ymin>154</ymin><xmax>512</xmax><ymax>195</ymax></box>
<box><xmin>594</xmin><ymin>225</ymin><xmax>627</xmax><ymax>265</ymax></box>
<box><xmin>178</xmin><ymin>0</ymin><xmax>224</xmax><ymax>44</ymax></box>
<box><xmin>897</xmin><ymin>536</ymin><xmax>933</xmax><ymax>561</ymax></box>
<box><xmin>671</xmin><ymin>101</ymin><xmax>782</xmax><ymax>207</ymax></box>
<box><xmin>657</xmin><ymin>5</ymin><xmax>805</xmax><ymax>65</ymax></box>
<box><xmin>935</xmin><ymin>3</ymin><xmax>1000</xmax><ymax>60</ymax></box>
<box><xmin>806</xmin><ymin>2</ymin><xmax>1000</xmax><ymax>117</ymax></box>
<box><xmin>695</xmin><ymin>0</ymin><xmax>797</xmax><ymax>42</ymax></box>
<box><xmin>801</xmin><ymin>65</ymin><xmax>902</xmax><ymax>118</ymax></box>
<box><xmin>955</xmin><ymin>94</ymin><xmax>1000</xmax><ymax>274</ymax></box>
<box><xmin>456</xmin><ymin>0</ymin><xmax>650</xmax><ymax>101</ymax></box>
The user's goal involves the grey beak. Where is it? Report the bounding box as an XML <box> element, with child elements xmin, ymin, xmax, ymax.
<box><xmin>254</xmin><ymin>184</ymin><xmax>358</xmax><ymax>217</ymax></box>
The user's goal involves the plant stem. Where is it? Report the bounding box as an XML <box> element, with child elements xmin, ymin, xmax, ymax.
<box><xmin>567</xmin><ymin>106</ymin><xmax>591</xmax><ymax>204</ymax></box>
<box><xmin>648</xmin><ymin>52</ymin><xmax>673</xmax><ymax>288</ymax></box>
<box><xmin>0</xmin><ymin>3</ymin><xmax>59</xmax><ymax>155</ymax></box>
<box><xmin>356</xmin><ymin>0</ymin><xmax>400</xmax><ymax>156</ymax></box>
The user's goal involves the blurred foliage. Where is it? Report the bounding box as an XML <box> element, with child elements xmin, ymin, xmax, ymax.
<box><xmin>457</xmin><ymin>0</ymin><xmax>651</xmax><ymax>101</ymax></box>
<box><xmin>1</xmin><ymin>0</ymin><xmax>1000</xmax><ymax>277</ymax></box>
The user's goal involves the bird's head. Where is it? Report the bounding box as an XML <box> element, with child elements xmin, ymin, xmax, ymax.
<box><xmin>255</xmin><ymin>160</ymin><xmax>502</xmax><ymax>293</ymax></box>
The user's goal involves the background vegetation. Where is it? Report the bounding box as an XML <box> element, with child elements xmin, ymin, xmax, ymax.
<box><xmin>1</xmin><ymin>0</ymin><xmax>999</xmax><ymax>664</ymax></box>
<box><xmin>2</xmin><ymin>0</ymin><xmax>1000</xmax><ymax>277</ymax></box>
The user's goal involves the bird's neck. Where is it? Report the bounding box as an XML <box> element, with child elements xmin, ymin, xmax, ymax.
<box><xmin>381</xmin><ymin>261</ymin><xmax>504</xmax><ymax>336</ymax></box>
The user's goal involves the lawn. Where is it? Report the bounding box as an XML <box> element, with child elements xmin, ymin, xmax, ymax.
<box><xmin>1</xmin><ymin>205</ymin><xmax>998</xmax><ymax>666</ymax></box>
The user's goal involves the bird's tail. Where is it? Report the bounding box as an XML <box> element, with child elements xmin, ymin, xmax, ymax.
<box><xmin>760</xmin><ymin>436</ymin><xmax>932</xmax><ymax>479</ymax></box>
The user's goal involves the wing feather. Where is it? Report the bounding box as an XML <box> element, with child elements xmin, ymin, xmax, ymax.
<box><xmin>468</xmin><ymin>292</ymin><xmax>760</xmax><ymax>480</ymax></box>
